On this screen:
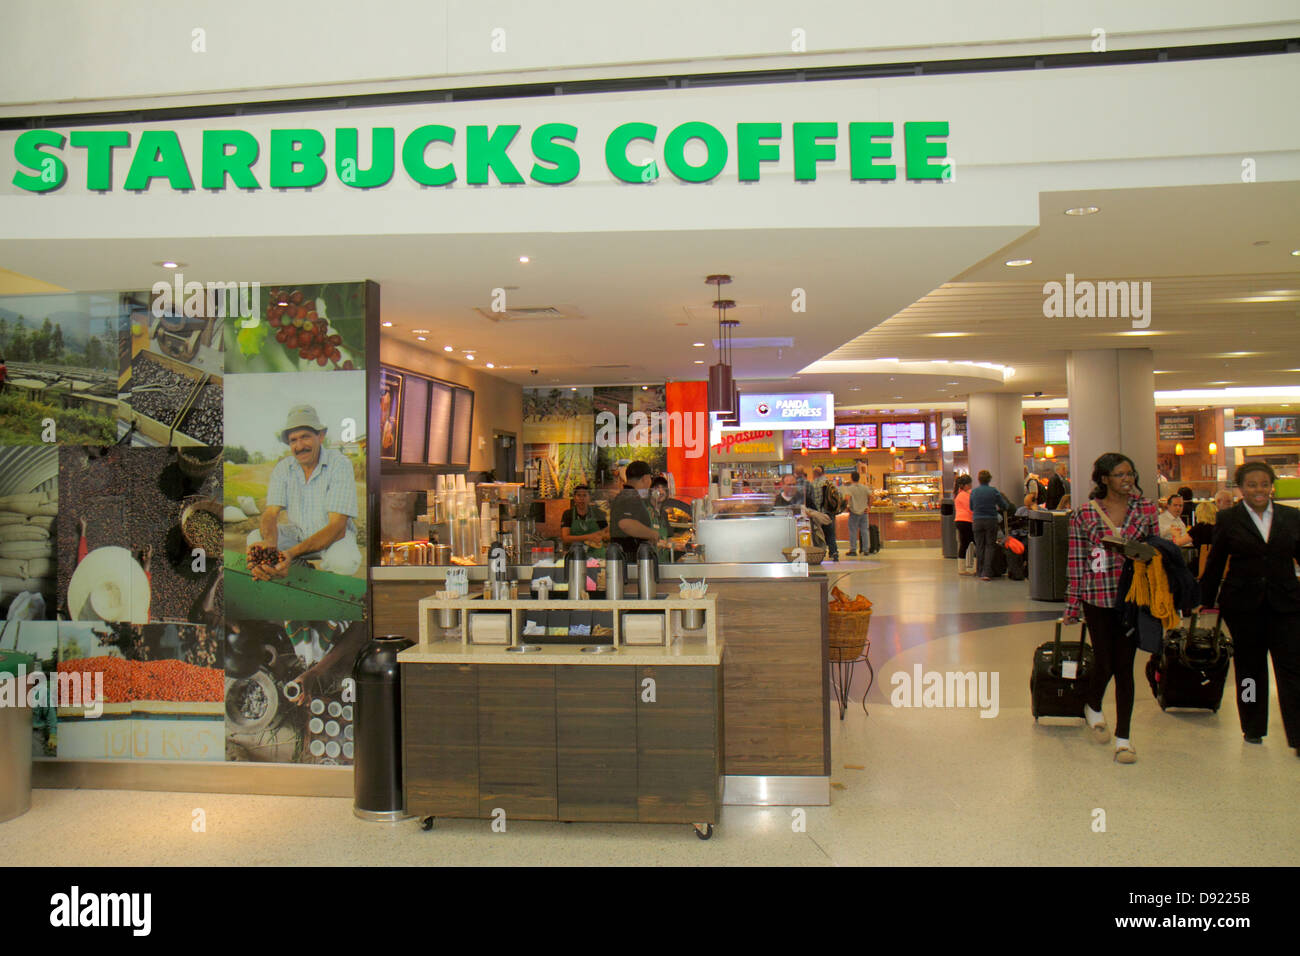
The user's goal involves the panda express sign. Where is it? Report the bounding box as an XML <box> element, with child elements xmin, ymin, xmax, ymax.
<box><xmin>739</xmin><ymin>392</ymin><xmax>834</xmax><ymax>429</ymax></box>
<box><xmin>10</xmin><ymin>121</ymin><xmax>950</xmax><ymax>192</ymax></box>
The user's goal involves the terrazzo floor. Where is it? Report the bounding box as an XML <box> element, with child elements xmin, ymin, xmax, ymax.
<box><xmin>4</xmin><ymin>550</ymin><xmax>1297</xmax><ymax>866</ymax></box>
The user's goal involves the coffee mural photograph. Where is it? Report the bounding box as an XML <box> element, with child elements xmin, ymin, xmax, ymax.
<box><xmin>0</xmin><ymin>293</ymin><xmax>120</xmax><ymax>444</ymax></box>
<box><xmin>222</xmin><ymin>282</ymin><xmax>366</xmax><ymax>375</ymax></box>
<box><xmin>222</xmin><ymin>371</ymin><xmax>367</xmax><ymax>621</ymax></box>
<box><xmin>0</xmin><ymin>445</ymin><xmax>58</xmax><ymax>619</ymax></box>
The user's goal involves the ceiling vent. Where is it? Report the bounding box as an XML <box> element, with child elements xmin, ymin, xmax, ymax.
<box><xmin>475</xmin><ymin>305</ymin><xmax>584</xmax><ymax>323</ymax></box>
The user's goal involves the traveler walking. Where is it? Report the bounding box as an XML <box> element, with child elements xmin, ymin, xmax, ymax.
<box><xmin>1064</xmin><ymin>452</ymin><xmax>1159</xmax><ymax>764</ymax></box>
<box><xmin>811</xmin><ymin>466</ymin><xmax>842</xmax><ymax>562</ymax></box>
<box><xmin>1199</xmin><ymin>462</ymin><xmax>1300</xmax><ymax>755</ymax></box>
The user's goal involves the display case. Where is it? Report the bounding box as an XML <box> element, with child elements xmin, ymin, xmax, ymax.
<box><xmin>881</xmin><ymin>473</ymin><xmax>942</xmax><ymax>512</ymax></box>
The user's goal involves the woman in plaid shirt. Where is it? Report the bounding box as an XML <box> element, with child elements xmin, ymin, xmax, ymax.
<box><xmin>1064</xmin><ymin>452</ymin><xmax>1159</xmax><ymax>764</ymax></box>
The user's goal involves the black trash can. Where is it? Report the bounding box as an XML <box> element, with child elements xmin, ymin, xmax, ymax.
<box><xmin>939</xmin><ymin>499</ymin><xmax>958</xmax><ymax>558</ymax></box>
<box><xmin>1027</xmin><ymin>511</ymin><xmax>1070</xmax><ymax>601</ymax></box>
<box><xmin>353</xmin><ymin>633</ymin><xmax>416</xmax><ymax>821</ymax></box>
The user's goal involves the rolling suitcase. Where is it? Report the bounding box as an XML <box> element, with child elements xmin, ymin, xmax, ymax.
<box><xmin>1005</xmin><ymin>548</ymin><xmax>1027</xmax><ymax>581</ymax></box>
<box><xmin>1145</xmin><ymin>610</ymin><xmax>1232</xmax><ymax>712</ymax></box>
<box><xmin>1031</xmin><ymin>620</ymin><xmax>1094</xmax><ymax>720</ymax></box>
<box><xmin>867</xmin><ymin>522</ymin><xmax>882</xmax><ymax>554</ymax></box>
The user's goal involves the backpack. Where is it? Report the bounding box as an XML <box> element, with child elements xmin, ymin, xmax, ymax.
<box><xmin>822</xmin><ymin>482</ymin><xmax>843</xmax><ymax>514</ymax></box>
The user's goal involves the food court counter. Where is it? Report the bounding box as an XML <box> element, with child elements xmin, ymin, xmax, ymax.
<box><xmin>372</xmin><ymin>563</ymin><xmax>830</xmax><ymax>805</ymax></box>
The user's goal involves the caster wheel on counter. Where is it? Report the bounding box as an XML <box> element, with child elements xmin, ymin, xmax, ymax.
<box><xmin>421</xmin><ymin>816</ymin><xmax>434</xmax><ymax>831</ymax></box>
<box><xmin>693</xmin><ymin>824</ymin><xmax>714</xmax><ymax>841</ymax></box>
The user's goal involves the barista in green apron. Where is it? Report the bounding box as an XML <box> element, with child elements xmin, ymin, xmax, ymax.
<box><xmin>561</xmin><ymin>484</ymin><xmax>607</xmax><ymax>558</ymax></box>
<box><xmin>649</xmin><ymin>477</ymin><xmax>674</xmax><ymax>564</ymax></box>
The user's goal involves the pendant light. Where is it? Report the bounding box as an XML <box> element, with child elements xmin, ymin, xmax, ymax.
<box><xmin>705</xmin><ymin>275</ymin><xmax>738</xmax><ymax>416</ymax></box>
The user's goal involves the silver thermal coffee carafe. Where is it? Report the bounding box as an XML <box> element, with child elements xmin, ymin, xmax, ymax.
<box><xmin>566</xmin><ymin>543</ymin><xmax>588</xmax><ymax>601</ymax></box>
<box><xmin>605</xmin><ymin>543</ymin><xmax>626</xmax><ymax>600</ymax></box>
<box><xmin>636</xmin><ymin>541</ymin><xmax>659</xmax><ymax>600</ymax></box>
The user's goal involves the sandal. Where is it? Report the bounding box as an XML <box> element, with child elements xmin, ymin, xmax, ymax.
<box><xmin>1114</xmin><ymin>746</ymin><xmax>1137</xmax><ymax>764</ymax></box>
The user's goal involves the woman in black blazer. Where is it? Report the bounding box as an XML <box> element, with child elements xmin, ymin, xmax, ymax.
<box><xmin>1199</xmin><ymin>462</ymin><xmax>1300</xmax><ymax>754</ymax></box>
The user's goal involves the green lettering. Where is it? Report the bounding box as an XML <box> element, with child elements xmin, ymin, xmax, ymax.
<box><xmin>69</xmin><ymin>130</ymin><xmax>131</xmax><ymax>190</ymax></box>
<box><xmin>529</xmin><ymin>123</ymin><xmax>579</xmax><ymax>185</ymax></box>
<box><xmin>605</xmin><ymin>122</ymin><xmax>657</xmax><ymax>183</ymax></box>
<box><xmin>904</xmin><ymin>121</ymin><xmax>949</xmax><ymax>180</ymax></box>
<box><xmin>268</xmin><ymin>129</ymin><xmax>327</xmax><ymax>189</ymax></box>
<box><xmin>849</xmin><ymin>122</ymin><xmax>895</xmax><ymax>180</ymax></box>
<box><xmin>401</xmin><ymin>125</ymin><xmax>456</xmax><ymax>186</ymax></box>
<box><xmin>202</xmin><ymin>130</ymin><xmax>261</xmax><ymax>189</ymax></box>
<box><xmin>335</xmin><ymin>127</ymin><xmax>395</xmax><ymax>189</ymax></box>
<box><xmin>663</xmin><ymin>122</ymin><xmax>727</xmax><ymax>183</ymax></box>
<box><xmin>793</xmin><ymin>122</ymin><xmax>837</xmax><ymax>181</ymax></box>
<box><xmin>12</xmin><ymin>130</ymin><xmax>67</xmax><ymax>193</ymax></box>
<box><xmin>466</xmin><ymin>125</ymin><xmax>524</xmax><ymax>185</ymax></box>
<box><xmin>736</xmin><ymin>123</ymin><xmax>781</xmax><ymax>182</ymax></box>
<box><xmin>123</xmin><ymin>131</ymin><xmax>195</xmax><ymax>191</ymax></box>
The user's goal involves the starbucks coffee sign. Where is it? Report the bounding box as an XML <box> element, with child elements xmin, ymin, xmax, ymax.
<box><xmin>11</xmin><ymin>120</ymin><xmax>950</xmax><ymax>192</ymax></box>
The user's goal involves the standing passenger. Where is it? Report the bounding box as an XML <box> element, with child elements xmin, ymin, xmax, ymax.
<box><xmin>954</xmin><ymin>474</ymin><xmax>974</xmax><ymax>574</ymax></box>
<box><xmin>969</xmin><ymin>470</ymin><xmax>1010</xmax><ymax>581</ymax></box>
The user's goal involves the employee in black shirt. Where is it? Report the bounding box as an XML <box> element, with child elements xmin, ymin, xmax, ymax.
<box><xmin>609</xmin><ymin>460</ymin><xmax>660</xmax><ymax>558</ymax></box>
<box><xmin>560</xmin><ymin>484</ymin><xmax>607</xmax><ymax>558</ymax></box>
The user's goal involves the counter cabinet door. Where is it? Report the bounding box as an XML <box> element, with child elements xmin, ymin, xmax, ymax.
<box><xmin>403</xmin><ymin>664</ymin><xmax>479</xmax><ymax>818</ymax></box>
<box><xmin>478</xmin><ymin>665</ymin><xmax>558</xmax><ymax>820</ymax></box>
<box><xmin>555</xmin><ymin>665</ymin><xmax>638</xmax><ymax>823</ymax></box>
<box><xmin>636</xmin><ymin>665</ymin><xmax>721</xmax><ymax>825</ymax></box>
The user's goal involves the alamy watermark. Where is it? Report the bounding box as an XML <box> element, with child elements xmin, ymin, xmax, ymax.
<box><xmin>594</xmin><ymin>403</ymin><xmax>707</xmax><ymax>459</ymax></box>
<box><xmin>0</xmin><ymin>666</ymin><xmax>104</xmax><ymax>718</ymax></box>
<box><xmin>151</xmin><ymin>273</ymin><xmax>259</xmax><ymax>326</ymax></box>
<box><xmin>890</xmin><ymin>664</ymin><xmax>999</xmax><ymax>717</ymax></box>
<box><xmin>1042</xmin><ymin>274</ymin><xmax>1151</xmax><ymax>329</ymax></box>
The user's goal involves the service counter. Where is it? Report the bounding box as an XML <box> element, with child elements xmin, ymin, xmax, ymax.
<box><xmin>833</xmin><ymin>507</ymin><xmax>941</xmax><ymax>546</ymax></box>
<box><xmin>373</xmin><ymin>562</ymin><xmax>830</xmax><ymax>807</ymax></box>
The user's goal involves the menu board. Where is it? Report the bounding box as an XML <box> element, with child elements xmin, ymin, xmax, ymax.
<box><xmin>833</xmin><ymin>423</ymin><xmax>879</xmax><ymax>449</ymax></box>
<box><xmin>1232</xmin><ymin>415</ymin><xmax>1297</xmax><ymax>437</ymax></box>
<box><xmin>1157</xmin><ymin>414</ymin><xmax>1195</xmax><ymax>441</ymax></box>
<box><xmin>1043</xmin><ymin>418</ymin><xmax>1071</xmax><ymax>444</ymax></box>
<box><xmin>399</xmin><ymin>377</ymin><xmax>429</xmax><ymax>463</ymax></box>
<box><xmin>880</xmin><ymin>421</ymin><xmax>925</xmax><ymax>447</ymax></box>
<box><xmin>1263</xmin><ymin>416</ymin><xmax>1298</xmax><ymax>437</ymax></box>
<box><xmin>425</xmin><ymin>382</ymin><xmax>453</xmax><ymax>465</ymax></box>
<box><xmin>790</xmin><ymin>429</ymin><xmax>830</xmax><ymax>450</ymax></box>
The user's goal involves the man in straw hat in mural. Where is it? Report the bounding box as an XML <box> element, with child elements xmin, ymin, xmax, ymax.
<box><xmin>246</xmin><ymin>404</ymin><xmax>361</xmax><ymax>580</ymax></box>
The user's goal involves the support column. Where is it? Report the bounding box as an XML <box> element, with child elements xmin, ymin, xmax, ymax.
<box><xmin>967</xmin><ymin>393</ymin><xmax>1024</xmax><ymax>500</ymax></box>
<box><xmin>1066</xmin><ymin>349</ymin><xmax>1156</xmax><ymax>499</ymax></box>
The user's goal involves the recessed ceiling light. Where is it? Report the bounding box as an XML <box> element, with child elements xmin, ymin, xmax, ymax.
<box><xmin>1005</xmin><ymin>258</ymin><xmax>1033</xmax><ymax>267</ymax></box>
<box><xmin>466</xmin><ymin>354</ymin><xmax>475</xmax><ymax>361</ymax></box>
<box><xmin>1219</xmin><ymin>351</ymin><xmax>1258</xmax><ymax>357</ymax></box>
<box><xmin>519</xmin><ymin>256</ymin><xmax>530</xmax><ymax>263</ymax></box>
<box><xmin>1119</xmin><ymin>330</ymin><xmax>1160</xmax><ymax>336</ymax></box>
<box><xmin>570</xmin><ymin>387</ymin><xmax>577</xmax><ymax>391</ymax></box>
<box><xmin>443</xmin><ymin>345</ymin><xmax>453</xmax><ymax>352</ymax></box>
<box><xmin>1064</xmin><ymin>205</ymin><xmax>1100</xmax><ymax>216</ymax></box>
<box><xmin>412</xmin><ymin>328</ymin><xmax>430</xmax><ymax>334</ymax></box>
<box><xmin>381</xmin><ymin>321</ymin><xmax>393</xmax><ymax>327</ymax></box>
<box><xmin>1208</xmin><ymin>381</ymin><xmax>1233</xmax><ymax>385</ymax></box>
<box><xmin>1153</xmin><ymin>369</ymin><xmax>1170</xmax><ymax>373</ymax></box>
<box><xmin>693</xmin><ymin>360</ymin><xmax>704</xmax><ymax>364</ymax></box>
<box><xmin>929</xmin><ymin>332</ymin><xmax>969</xmax><ymax>337</ymax></box>
<box><xmin>693</xmin><ymin>342</ymin><xmax>706</xmax><ymax>347</ymax></box>
<box><xmin>158</xmin><ymin>260</ymin><xmax>181</xmax><ymax>269</ymax></box>
<box><xmin>486</xmin><ymin>363</ymin><xmax>494</xmax><ymax>369</ymax></box>
<box><xmin>417</xmin><ymin>336</ymin><xmax>426</xmax><ymax>341</ymax></box>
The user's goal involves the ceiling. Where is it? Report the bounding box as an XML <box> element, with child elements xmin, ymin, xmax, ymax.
<box><xmin>1</xmin><ymin>181</ymin><xmax>1297</xmax><ymax>409</ymax></box>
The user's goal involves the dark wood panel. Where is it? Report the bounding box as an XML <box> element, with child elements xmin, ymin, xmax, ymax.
<box><xmin>478</xmin><ymin>666</ymin><xmax>557</xmax><ymax>820</ymax></box>
<box><xmin>636</xmin><ymin>666</ymin><xmax>719</xmax><ymax>824</ymax></box>
<box><xmin>714</xmin><ymin>578</ymin><xmax>828</xmax><ymax>775</ymax></box>
<box><xmin>372</xmin><ymin>581</ymin><xmax>433</xmax><ymax>644</ymax></box>
<box><xmin>402</xmin><ymin>664</ymin><xmax>478</xmax><ymax>817</ymax></box>
<box><xmin>555</xmin><ymin>666</ymin><xmax>638</xmax><ymax>822</ymax></box>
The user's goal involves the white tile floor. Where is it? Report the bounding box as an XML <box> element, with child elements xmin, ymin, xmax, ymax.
<box><xmin>3</xmin><ymin>550</ymin><xmax>1296</xmax><ymax>866</ymax></box>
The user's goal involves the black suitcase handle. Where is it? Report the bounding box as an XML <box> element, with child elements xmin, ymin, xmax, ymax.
<box><xmin>1052</xmin><ymin>618</ymin><xmax>1090</xmax><ymax>675</ymax></box>
<box><xmin>1179</xmin><ymin>608</ymin><xmax>1228</xmax><ymax>665</ymax></box>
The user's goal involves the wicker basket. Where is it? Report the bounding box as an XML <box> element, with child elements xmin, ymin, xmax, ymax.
<box><xmin>828</xmin><ymin>606</ymin><xmax>871</xmax><ymax>662</ymax></box>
